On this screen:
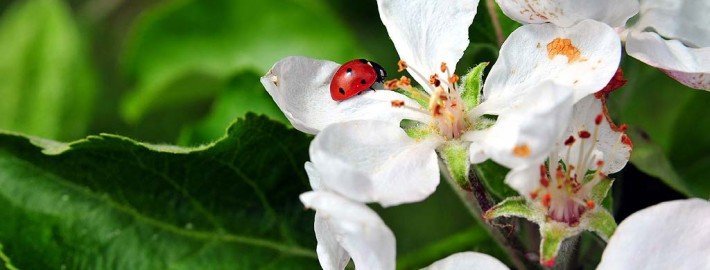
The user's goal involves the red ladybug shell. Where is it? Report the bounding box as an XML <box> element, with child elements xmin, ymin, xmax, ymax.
<box><xmin>330</xmin><ymin>59</ymin><xmax>386</xmax><ymax>101</ymax></box>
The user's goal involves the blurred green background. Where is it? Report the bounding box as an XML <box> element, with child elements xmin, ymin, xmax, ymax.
<box><xmin>0</xmin><ymin>0</ymin><xmax>706</xmax><ymax>269</ymax></box>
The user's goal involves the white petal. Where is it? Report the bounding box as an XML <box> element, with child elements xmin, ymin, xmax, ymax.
<box><xmin>310</xmin><ymin>120</ymin><xmax>442</xmax><ymax>207</ymax></box>
<box><xmin>377</xmin><ymin>0</ymin><xmax>479</xmax><ymax>92</ymax></box>
<box><xmin>261</xmin><ymin>56</ymin><xmax>431</xmax><ymax>134</ymax></box>
<box><xmin>504</xmin><ymin>165</ymin><xmax>540</xmax><ymax>199</ymax></box>
<box><xmin>496</xmin><ymin>0</ymin><xmax>638</xmax><ymax>28</ymax></box>
<box><xmin>632</xmin><ymin>0</ymin><xmax>710</xmax><ymax>48</ymax></box>
<box><xmin>565</xmin><ymin>96</ymin><xmax>631</xmax><ymax>174</ymax></box>
<box><xmin>314</xmin><ymin>213</ymin><xmax>350</xmax><ymax>270</ymax></box>
<box><xmin>301</xmin><ymin>191</ymin><xmax>396</xmax><ymax>270</ymax></box>
<box><xmin>626</xmin><ymin>32</ymin><xmax>710</xmax><ymax>91</ymax></box>
<box><xmin>483</xmin><ymin>20</ymin><xmax>621</xmax><ymax>106</ymax></box>
<box><xmin>422</xmin><ymin>252</ymin><xmax>510</xmax><ymax>270</ymax></box>
<box><xmin>480</xmin><ymin>81</ymin><xmax>573</xmax><ymax>170</ymax></box>
<box><xmin>304</xmin><ymin>162</ymin><xmax>322</xmax><ymax>191</ymax></box>
<box><xmin>597</xmin><ymin>199</ymin><xmax>710</xmax><ymax>270</ymax></box>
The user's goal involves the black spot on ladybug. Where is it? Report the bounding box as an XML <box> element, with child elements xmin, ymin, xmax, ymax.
<box><xmin>360</xmin><ymin>79</ymin><xmax>367</xmax><ymax>85</ymax></box>
<box><xmin>338</xmin><ymin>87</ymin><xmax>345</xmax><ymax>94</ymax></box>
<box><xmin>346</xmin><ymin>68</ymin><xmax>352</xmax><ymax>73</ymax></box>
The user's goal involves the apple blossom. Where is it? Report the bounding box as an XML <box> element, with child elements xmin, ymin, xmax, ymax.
<box><xmin>482</xmin><ymin>95</ymin><xmax>632</xmax><ymax>266</ymax></box>
<box><xmin>494</xmin><ymin>0</ymin><xmax>639</xmax><ymax>28</ymax></box>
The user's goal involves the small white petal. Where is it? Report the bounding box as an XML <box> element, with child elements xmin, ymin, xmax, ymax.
<box><xmin>565</xmin><ymin>96</ymin><xmax>631</xmax><ymax>174</ymax></box>
<box><xmin>422</xmin><ymin>252</ymin><xmax>510</xmax><ymax>270</ymax></box>
<box><xmin>464</xmin><ymin>130</ymin><xmax>489</xmax><ymax>164</ymax></box>
<box><xmin>632</xmin><ymin>0</ymin><xmax>710</xmax><ymax>48</ymax></box>
<box><xmin>310</xmin><ymin>120</ymin><xmax>442</xmax><ymax>207</ymax></box>
<box><xmin>304</xmin><ymin>162</ymin><xmax>322</xmax><ymax>191</ymax></box>
<box><xmin>261</xmin><ymin>56</ymin><xmax>431</xmax><ymax>134</ymax></box>
<box><xmin>597</xmin><ymin>199</ymin><xmax>710</xmax><ymax>270</ymax></box>
<box><xmin>480</xmin><ymin>81</ymin><xmax>573</xmax><ymax>170</ymax></box>
<box><xmin>504</xmin><ymin>165</ymin><xmax>540</xmax><ymax>199</ymax></box>
<box><xmin>626</xmin><ymin>32</ymin><xmax>710</xmax><ymax>91</ymax></box>
<box><xmin>377</xmin><ymin>0</ymin><xmax>479</xmax><ymax>91</ymax></box>
<box><xmin>301</xmin><ymin>191</ymin><xmax>396</xmax><ymax>270</ymax></box>
<box><xmin>484</xmin><ymin>20</ymin><xmax>621</xmax><ymax>105</ymax></box>
<box><xmin>496</xmin><ymin>0</ymin><xmax>638</xmax><ymax>28</ymax></box>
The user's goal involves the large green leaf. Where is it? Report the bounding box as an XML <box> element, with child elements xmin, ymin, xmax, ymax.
<box><xmin>121</xmin><ymin>0</ymin><xmax>364</xmax><ymax>123</ymax></box>
<box><xmin>607</xmin><ymin>58</ymin><xmax>710</xmax><ymax>198</ymax></box>
<box><xmin>0</xmin><ymin>0</ymin><xmax>96</xmax><ymax>140</ymax></box>
<box><xmin>0</xmin><ymin>114</ymin><xmax>319</xmax><ymax>269</ymax></box>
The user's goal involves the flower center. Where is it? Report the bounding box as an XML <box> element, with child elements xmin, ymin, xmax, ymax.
<box><xmin>530</xmin><ymin>114</ymin><xmax>607</xmax><ymax>225</ymax></box>
<box><xmin>386</xmin><ymin>61</ymin><xmax>467</xmax><ymax>140</ymax></box>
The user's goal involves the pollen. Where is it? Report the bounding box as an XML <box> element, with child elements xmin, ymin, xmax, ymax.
<box><xmin>270</xmin><ymin>75</ymin><xmax>279</xmax><ymax>86</ymax></box>
<box><xmin>586</xmin><ymin>200</ymin><xmax>596</xmax><ymax>209</ymax></box>
<box><xmin>391</xmin><ymin>100</ymin><xmax>405</xmax><ymax>107</ymax></box>
<box><xmin>595</xmin><ymin>114</ymin><xmax>603</xmax><ymax>125</ymax></box>
<box><xmin>547</xmin><ymin>38</ymin><xmax>583</xmax><ymax>63</ymax></box>
<box><xmin>449</xmin><ymin>74</ymin><xmax>460</xmax><ymax>85</ymax></box>
<box><xmin>399</xmin><ymin>76</ymin><xmax>411</xmax><ymax>86</ymax></box>
<box><xmin>384</xmin><ymin>79</ymin><xmax>400</xmax><ymax>90</ymax></box>
<box><xmin>397</xmin><ymin>60</ymin><xmax>408</xmax><ymax>72</ymax></box>
<box><xmin>542</xmin><ymin>193</ymin><xmax>552</xmax><ymax>208</ymax></box>
<box><xmin>440</xmin><ymin>62</ymin><xmax>448</xmax><ymax>73</ymax></box>
<box><xmin>512</xmin><ymin>144</ymin><xmax>531</xmax><ymax>157</ymax></box>
<box><xmin>564</xmin><ymin>135</ymin><xmax>576</xmax><ymax>146</ymax></box>
<box><xmin>429</xmin><ymin>74</ymin><xmax>441</xmax><ymax>87</ymax></box>
<box><xmin>578</xmin><ymin>130</ymin><xmax>591</xmax><ymax>139</ymax></box>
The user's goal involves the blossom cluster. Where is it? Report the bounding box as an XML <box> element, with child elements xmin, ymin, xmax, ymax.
<box><xmin>261</xmin><ymin>0</ymin><xmax>710</xmax><ymax>269</ymax></box>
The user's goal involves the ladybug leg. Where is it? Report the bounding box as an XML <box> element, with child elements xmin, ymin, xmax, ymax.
<box><xmin>369</xmin><ymin>87</ymin><xmax>376</xmax><ymax>91</ymax></box>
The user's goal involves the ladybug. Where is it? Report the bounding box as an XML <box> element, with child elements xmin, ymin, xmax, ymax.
<box><xmin>330</xmin><ymin>59</ymin><xmax>387</xmax><ymax>101</ymax></box>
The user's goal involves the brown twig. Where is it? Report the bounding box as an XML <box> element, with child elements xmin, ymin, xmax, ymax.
<box><xmin>485</xmin><ymin>0</ymin><xmax>505</xmax><ymax>47</ymax></box>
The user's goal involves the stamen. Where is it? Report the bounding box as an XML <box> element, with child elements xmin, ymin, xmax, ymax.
<box><xmin>429</xmin><ymin>74</ymin><xmax>441</xmax><ymax>87</ymax></box>
<box><xmin>399</xmin><ymin>76</ymin><xmax>411</xmax><ymax>86</ymax></box>
<box><xmin>512</xmin><ymin>144</ymin><xmax>531</xmax><ymax>157</ymax></box>
<box><xmin>578</xmin><ymin>131</ymin><xmax>591</xmax><ymax>138</ymax></box>
<box><xmin>564</xmin><ymin>135</ymin><xmax>576</xmax><ymax>146</ymax></box>
<box><xmin>595</xmin><ymin>114</ymin><xmax>603</xmax><ymax>125</ymax></box>
<box><xmin>449</xmin><ymin>74</ymin><xmax>460</xmax><ymax>85</ymax></box>
<box><xmin>391</xmin><ymin>100</ymin><xmax>405</xmax><ymax>107</ymax></box>
<box><xmin>384</xmin><ymin>79</ymin><xmax>400</xmax><ymax>90</ymax></box>
<box><xmin>440</xmin><ymin>62</ymin><xmax>448</xmax><ymax>73</ymax></box>
<box><xmin>397</xmin><ymin>60</ymin><xmax>408</xmax><ymax>72</ymax></box>
<box><xmin>586</xmin><ymin>200</ymin><xmax>596</xmax><ymax>209</ymax></box>
<box><xmin>542</xmin><ymin>193</ymin><xmax>552</xmax><ymax>208</ymax></box>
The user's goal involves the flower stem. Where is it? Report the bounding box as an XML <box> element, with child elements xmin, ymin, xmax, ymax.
<box><xmin>485</xmin><ymin>0</ymin><xmax>505</xmax><ymax>47</ymax></box>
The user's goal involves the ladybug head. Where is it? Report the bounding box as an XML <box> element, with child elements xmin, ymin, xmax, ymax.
<box><xmin>367</xmin><ymin>60</ymin><xmax>387</xmax><ymax>83</ymax></box>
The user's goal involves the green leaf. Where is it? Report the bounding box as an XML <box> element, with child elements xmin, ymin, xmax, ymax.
<box><xmin>0</xmin><ymin>0</ymin><xmax>96</xmax><ymax>140</ymax></box>
<box><xmin>585</xmin><ymin>209</ymin><xmax>616</xmax><ymax>241</ymax></box>
<box><xmin>439</xmin><ymin>142</ymin><xmax>471</xmax><ymax>189</ymax></box>
<box><xmin>0</xmin><ymin>242</ymin><xmax>18</xmax><ymax>270</ymax></box>
<box><xmin>608</xmin><ymin>57</ymin><xmax>710</xmax><ymax>198</ymax></box>
<box><xmin>0</xmin><ymin>114</ymin><xmax>319</xmax><ymax>269</ymax></box>
<box><xmin>121</xmin><ymin>0</ymin><xmax>364</xmax><ymax>123</ymax></box>
<box><xmin>483</xmin><ymin>196</ymin><xmax>541</xmax><ymax>222</ymax></box>
<box><xmin>590</xmin><ymin>177</ymin><xmax>614</xmax><ymax>204</ymax></box>
<box><xmin>461</xmin><ymin>62</ymin><xmax>488</xmax><ymax>110</ymax></box>
<box><xmin>473</xmin><ymin>160</ymin><xmax>519</xmax><ymax>199</ymax></box>
<box><xmin>178</xmin><ymin>72</ymin><xmax>288</xmax><ymax>145</ymax></box>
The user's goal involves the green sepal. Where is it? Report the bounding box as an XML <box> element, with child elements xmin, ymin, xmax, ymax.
<box><xmin>483</xmin><ymin>196</ymin><xmax>542</xmax><ymax>222</ymax></box>
<box><xmin>461</xmin><ymin>62</ymin><xmax>488</xmax><ymax>110</ymax></box>
<box><xmin>590</xmin><ymin>176</ymin><xmax>614</xmax><ymax>204</ymax></box>
<box><xmin>585</xmin><ymin>209</ymin><xmax>617</xmax><ymax>241</ymax></box>
<box><xmin>401</xmin><ymin>119</ymin><xmax>433</xmax><ymax>140</ymax></box>
<box><xmin>439</xmin><ymin>141</ymin><xmax>470</xmax><ymax>189</ymax></box>
<box><xmin>394</xmin><ymin>87</ymin><xmax>430</xmax><ymax>109</ymax></box>
<box><xmin>540</xmin><ymin>224</ymin><xmax>569</xmax><ymax>267</ymax></box>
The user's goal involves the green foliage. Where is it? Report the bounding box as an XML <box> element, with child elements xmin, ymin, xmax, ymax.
<box><xmin>474</xmin><ymin>160</ymin><xmax>519</xmax><ymax>199</ymax></box>
<box><xmin>120</xmin><ymin>0</ymin><xmax>364</xmax><ymax>123</ymax></box>
<box><xmin>178</xmin><ymin>72</ymin><xmax>288</xmax><ymax>145</ymax></box>
<box><xmin>608</xmin><ymin>58</ymin><xmax>710</xmax><ymax>198</ymax></box>
<box><xmin>0</xmin><ymin>0</ymin><xmax>96</xmax><ymax>140</ymax></box>
<box><xmin>0</xmin><ymin>115</ymin><xmax>319</xmax><ymax>269</ymax></box>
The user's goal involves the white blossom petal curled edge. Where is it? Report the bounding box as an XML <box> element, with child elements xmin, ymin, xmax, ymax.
<box><xmin>423</xmin><ymin>252</ymin><xmax>510</xmax><ymax>270</ymax></box>
<box><xmin>377</xmin><ymin>0</ymin><xmax>478</xmax><ymax>91</ymax></box>
<box><xmin>626</xmin><ymin>0</ymin><xmax>710</xmax><ymax>91</ymax></box>
<box><xmin>597</xmin><ymin>199</ymin><xmax>710</xmax><ymax>270</ymax></box>
<box><xmin>309</xmin><ymin>120</ymin><xmax>441</xmax><ymax>207</ymax></box>
<box><xmin>300</xmin><ymin>191</ymin><xmax>396</xmax><ymax>270</ymax></box>
<box><xmin>261</xmin><ymin>56</ymin><xmax>430</xmax><ymax>134</ymax></box>
<box><xmin>482</xmin><ymin>20</ymin><xmax>621</xmax><ymax>111</ymax></box>
<box><xmin>495</xmin><ymin>0</ymin><xmax>638</xmax><ymax>28</ymax></box>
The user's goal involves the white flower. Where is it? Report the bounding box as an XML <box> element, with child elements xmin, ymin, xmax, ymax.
<box><xmin>422</xmin><ymin>252</ymin><xmax>510</xmax><ymax>270</ymax></box>
<box><xmin>626</xmin><ymin>0</ymin><xmax>710</xmax><ymax>91</ymax></box>
<box><xmin>597</xmin><ymin>199</ymin><xmax>710</xmax><ymax>270</ymax></box>
<box><xmin>426</xmin><ymin>199</ymin><xmax>710</xmax><ymax>269</ymax></box>
<box><xmin>301</xmin><ymin>162</ymin><xmax>396</xmax><ymax>270</ymax></box>
<box><xmin>495</xmin><ymin>0</ymin><xmax>639</xmax><ymax>28</ymax></box>
<box><xmin>482</xmin><ymin>95</ymin><xmax>632</xmax><ymax>265</ymax></box>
